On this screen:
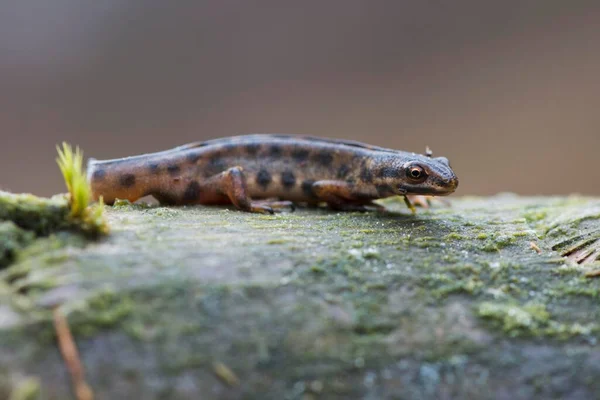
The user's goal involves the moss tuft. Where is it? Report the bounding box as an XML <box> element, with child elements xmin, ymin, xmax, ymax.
<box><xmin>56</xmin><ymin>143</ymin><xmax>108</xmax><ymax>236</ymax></box>
<box><xmin>56</xmin><ymin>143</ymin><xmax>88</xmax><ymax>217</ymax></box>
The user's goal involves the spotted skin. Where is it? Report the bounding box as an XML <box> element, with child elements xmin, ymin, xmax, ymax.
<box><xmin>167</xmin><ymin>164</ymin><xmax>181</xmax><ymax>176</ymax></box>
<box><xmin>87</xmin><ymin>134</ymin><xmax>458</xmax><ymax>213</ymax></box>
<box><xmin>281</xmin><ymin>170</ymin><xmax>296</xmax><ymax>189</ymax></box>
<box><xmin>119</xmin><ymin>174</ymin><xmax>136</xmax><ymax>188</ymax></box>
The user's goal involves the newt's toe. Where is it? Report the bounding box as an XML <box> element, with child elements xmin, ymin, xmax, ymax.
<box><xmin>250</xmin><ymin>204</ymin><xmax>275</xmax><ymax>214</ymax></box>
<box><xmin>252</xmin><ymin>200</ymin><xmax>295</xmax><ymax>213</ymax></box>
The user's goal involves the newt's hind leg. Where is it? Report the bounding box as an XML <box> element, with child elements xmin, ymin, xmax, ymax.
<box><xmin>201</xmin><ymin>167</ymin><xmax>290</xmax><ymax>214</ymax></box>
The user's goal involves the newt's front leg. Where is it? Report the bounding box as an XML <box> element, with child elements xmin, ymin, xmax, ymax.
<box><xmin>311</xmin><ymin>180</ymin><xmax>383</xmax><ymax>212</ymax></box>
<box><xmin>200</xmin><ymin>167</ymin><xmax>293</xmax><ymax>214</ymax></box>
<box><xmin>405</xmin><ymin>195</ymin><xmax>451</xmax><ymax>209</ymax></box>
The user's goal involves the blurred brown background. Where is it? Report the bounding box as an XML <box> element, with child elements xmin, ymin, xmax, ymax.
<box><xmin>1</xmin><ymin>1</ymin><xmax>599</xmax><ymax>197</ymax></box>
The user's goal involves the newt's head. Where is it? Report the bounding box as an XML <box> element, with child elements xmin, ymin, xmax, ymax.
<box><xmin>376</xmin><ymin>153</ymin><xmax>459</xmax><ymax>196</ymax></box>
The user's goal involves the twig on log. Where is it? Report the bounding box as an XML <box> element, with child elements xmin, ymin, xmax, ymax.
<box><xmin>53</xmin><ymin>307</ymin><xmax>94</xmax><ymax>400</ymax></box>
<box><xmin>530</xmin><ymin>242</ymin><xmax>542</xmax><ymax>254</ymax></box>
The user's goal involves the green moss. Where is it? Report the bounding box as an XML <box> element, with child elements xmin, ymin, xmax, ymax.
<box><xmin>357</xmin><ymin>229</ymin><xmax>377</xmax><ymax>234</ymax></box>
<box><xmin>476</xmin><ymin>302</ymin><xmax>596</xmax><ymax>339</ymax></box>
<box><xmin>310</xmin><ymin>265</ymin><xmax>325</xmax><ymax>274</ymax></box>
<box><xmin>8</xmin><ymin>377</ymin><xmax>40</xmax><ymax>400</ymax></box>
<box><xmin>480</xmin><ymin>233</ymin><xmax>517</xmax><ymax>252</ymax></box>
<box><xmin>0</xmin><ymin>192</ymin><xmax>70</xmax><ymax>236</ymax></box>
<box><xmin>412</xmin><ymin>236</ymin><xmax>439</xmax><ymax>248</ymax></box>
<box><xmin>551</xmin><ymin>284</ymin><xmax>600</xmax><ymax>298</ymax></box>
<box><xmin>523</xmin><ymin>210</ymin><xmax>548</xmax><ymax>223</ymax></box>
<box><xmin>512</xmin><ymin>231</ymin><xmax>529</xmax><ymax>238</ymax></box>
<box><xmin>481</xmin><ymin>241</ymin><xmax>500</xmax><ymax>252</ymax></box>
<box><xmin>0</xmin><ymin>222</ymin><xmax>35</xmax><ymax>269</ymax></box>
<box><xmin>267</xmin><ymin>238</ymin><xmax>290</xmax><ymax>245</ymax></box>
<box><xmin>421</xmin><ymin>273</ymin><xmax>483</xmax><ymax>299</ymax></box>
<box><xmin>552</xmin><ymin>264</ymin><xmax>586</xmax><ymax>276</ymax></box>
<box><xmin>113</xmin><ymin>199</ymin><xmax>133</xmax><ymax>207</ymax></box>
<box><xmin>477</xmin><ymin>302</ymin><xmax>549</xmax><ymax>336</ymax></box>
<box><xmin>421</xmin><ymin>273</ymin><xmax>454</xmax><ymax>286</ymax></box>
<box><xmin>67</xmin><ymin>288</ymin><xmax>134</xmax><ymax>336</ymax></box>
<box><xmin>494</xmin><ymin>234</ymin><xmax>515</xmax><ymax>248</ymax></box>
<box><xmin>444</xmin><ymin>232</ymin><xmax>466</xmax><ymax>241</ymax></box>
<box><xmin>442</xmin><ymin>263</ymin><xmax>480</xmax><ymax>277</ymax></box>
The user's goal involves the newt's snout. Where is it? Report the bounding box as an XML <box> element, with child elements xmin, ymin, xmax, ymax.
<box><xmin>442</xmin><ymin>175</ymin><xmax>459</xmax><ymax>194</ymax></box>
<box><xmin>430</xmin><ymin>156</ymin><xmax>459</xmax><ymax>195</ymax></box>
<box><xmin>429</xmin><ymin>167</ymin><xmax>459</xmax><ymax>196</ymax></box>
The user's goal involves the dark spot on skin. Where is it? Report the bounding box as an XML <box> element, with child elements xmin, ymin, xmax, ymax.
<box><xmin>337</xmin><ymin>165</ymin><xmax>350</xmax><ymax>179</ymax></box>
<box><xmin>360</xmin><ymin>165</ymin><xmax>373</xmax><ymax>182</ymax></box>
<box><xmin>256</xmin><ymin>169</ymin><xmax>272</xmax><ymax>189</ymax></box>
<box><xmin>205</xmin><ymin>157</ymin><xmax>227</xmax><ymax>177</ymax></box>
<box><xmin>183</xmin><ymin>181</ymin><xmax>201</xmax><ymax>202</ymax></box>
<box><xmin>209</xmin><ymin>156</ymin><xmax>223</xmax><ymax>167</ymax></box>
<box><xmin>246</xmin><ymin>143</ymin><xmax>260</xmax><ymax>155</ymax></box>
<box><xmin>292</xmin><ymin>149</ymin><xmax>310</xmax><ymax>162</ymax></box>
<box><xmin>301</xmin><ymin>180</ymin><xmax>316</xmax><ymax>197</ymax></box>
<box><xmin>314</xmin><ymin>151</ymin><xmax>333</xmax><ymax>166</ymax></box>
<box><xmin>186</xmin><ymin>152</ymin><xmax>201</xmax><ymax>163</ymax></box>
<box><xmin>167</xmin><ymin>164</ymin><xmax>181</xmax><ymax>176</ymax></box>
<box><xmin>120</xmin><ymin>174</ymin><xmax>136</xmax><ymax>188</ymax></box>
<box><xmin>270</xmin><ymin>145</ymin><xmax>282</xmax><ymax>157</ymax></box>
<box><xmin>92</xmin><ymin>169</ymin><xmax>106</xmax><ymax>181</ymax></box>
<box><xmin>148</xmin><ymin>163</ymin><xmax>160</xmax><ymax>174</ymax></box>
<box><xmin>355</xmin><ymin>192</ymin><xmax>375</xmax><ymax>200</ymax></box>
<box><xmin>281</xmin><ymin>170</ymin><xmax>296</xmax><ymax>189</ymax></box>
<box><xmin>378</xmin><ymin>166</ymin><xmax>397</xmax><ymax>178</ymax></box>
<box><xmin>376</xmin><ymin>184</ymin><xmax>394</xmax><ymax>197</ymax></box>
<box><xmin>208</xmin><ymin>149</ymin><xmax>222</xmax><ymax>160</ymax></box>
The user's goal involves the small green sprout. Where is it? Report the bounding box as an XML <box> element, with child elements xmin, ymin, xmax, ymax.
<box><xmin>56</xmin><ymin>143</ymin><xmax>88</xmax><ymax>218</ymax></box>
<box><xmin>56</xmin><ymin>142</ymin><xmax>109</xmax><ymax>236</ymax></box>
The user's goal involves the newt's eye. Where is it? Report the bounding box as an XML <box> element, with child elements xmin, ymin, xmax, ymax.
<box><xmin>406</xmin><ymin>164</ymin><xmax>427</xmax><ymax>183</ymax></box>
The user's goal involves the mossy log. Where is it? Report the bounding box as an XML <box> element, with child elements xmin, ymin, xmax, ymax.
<box><xmin>1</xmin><ymin>194</ymin><xmax>600</xmax><ymax>399</ymax></box>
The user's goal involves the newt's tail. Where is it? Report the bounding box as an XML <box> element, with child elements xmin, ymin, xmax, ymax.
<box><xmin>87</xmin><ymin>156</ymin><xmax>156</xmax><ymax>205</ymax></box>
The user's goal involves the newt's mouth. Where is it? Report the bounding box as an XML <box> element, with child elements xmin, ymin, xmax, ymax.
<box><xmin>399</xmin><ymin>177</ymin><xmax>458</xmax><ymax>196</ymax></box>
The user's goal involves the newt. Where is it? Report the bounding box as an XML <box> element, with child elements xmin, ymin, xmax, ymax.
<box><xmin>87</xmin><ymin>134</ymin><xmax>458</xmax><ymax>213</ymax></box>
